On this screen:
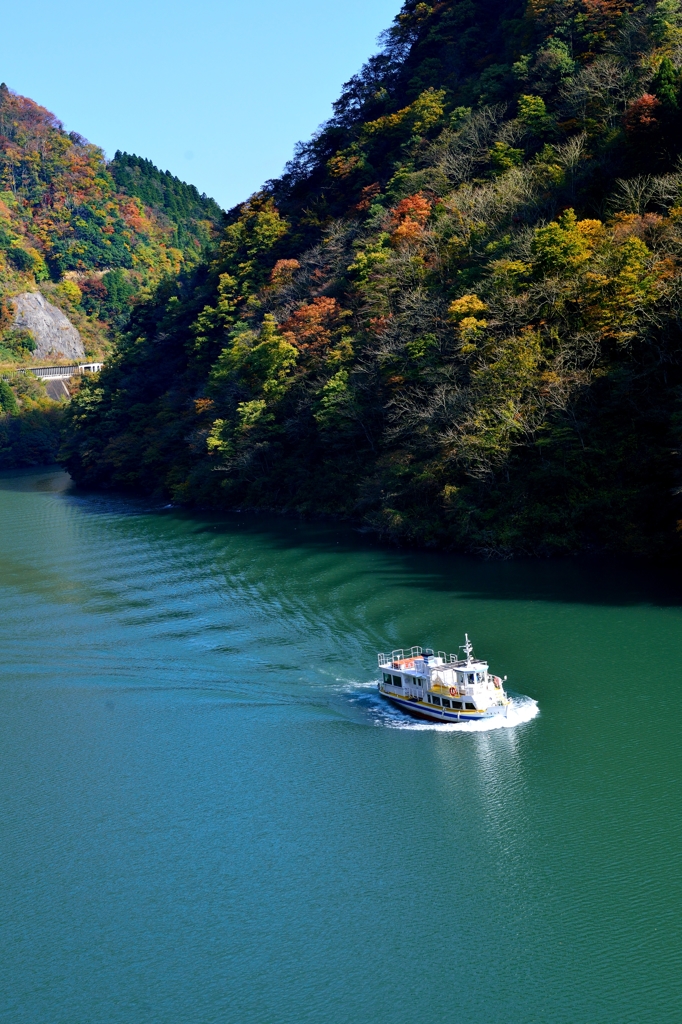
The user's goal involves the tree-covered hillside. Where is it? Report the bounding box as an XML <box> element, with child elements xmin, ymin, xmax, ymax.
<box><xmin>0</xmin><ymin>84</ymin><xmax>223</xmax><ymax>469</ymax></box>
<box><xmin>110</xmin><ymin>153</ymin><xmax>223</xmax><ymax>249</ymax></box>
<box><xmin>62</xmin><ymin>0</ymin><xmax>682</xmax><ymax>558</ymax></box>
<box><xmin>0</xmin><ymin>84</ymin><xmax>223</xmax><ymax>356</ymax></box>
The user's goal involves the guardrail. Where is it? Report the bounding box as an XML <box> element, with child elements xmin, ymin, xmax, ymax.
<box><xmin>28</xmin><ymin>363</ymin><xmax>103</xmax><ymax>378</ymax></box>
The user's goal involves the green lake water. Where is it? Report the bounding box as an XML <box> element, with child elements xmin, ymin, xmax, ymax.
<box><xmin>1</xmin><ymin>467</ymin><xmax>681</xmax><ymax>1023</ymax></box>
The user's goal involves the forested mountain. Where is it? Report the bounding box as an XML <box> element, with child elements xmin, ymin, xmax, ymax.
<box><xmin>0</xmin><ymin>84</ymin><xmax>223</xmax><ymax>468</ymax></box>
<box><xmin>0</xmin><ymin>85</ymin><xmax>223</xmax><ymax>356</ymax></box>
<box><xmin>110</xmin><ymin>153</ymin><xmax>223</xmax><ymax>243</ymax></box>
<box><xmin>62</xmin><ymin>0</ymin><xmax>682</xmax><ymax>558</ymax></box>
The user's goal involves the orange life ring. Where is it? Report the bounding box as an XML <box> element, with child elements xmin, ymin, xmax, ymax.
<box><xmin>449</xmin><ymin>687</ymin><xmax>457</xmax><ymax>696</ymax></box>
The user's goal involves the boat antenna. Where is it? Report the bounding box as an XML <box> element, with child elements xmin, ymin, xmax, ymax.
<box><xmin>461</xmin><ymin>634</ymin><xmax>473</xmax><ymax>664</ymax></box>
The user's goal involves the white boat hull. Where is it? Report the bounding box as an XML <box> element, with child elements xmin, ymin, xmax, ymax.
<box><xmin>379</xmin><ymin>686</ymin><xmax>509</xmax><ymax>722</ymax></box>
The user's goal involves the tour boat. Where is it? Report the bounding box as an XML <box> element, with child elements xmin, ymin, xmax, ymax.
<box><xmin>377</xmin><ymin>635</ymin><xmax>510</xmax><ymax>722</ymax></box>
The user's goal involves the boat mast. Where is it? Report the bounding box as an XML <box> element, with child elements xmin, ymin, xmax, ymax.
<box><xmin>461</xmin><ymin>634</ymin><xmax>473</xmax><ymax>665</ymax></box>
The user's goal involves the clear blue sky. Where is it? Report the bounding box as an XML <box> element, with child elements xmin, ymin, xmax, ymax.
<box><xmin>0</xmin><ymin>0</ymin><xmax>402</xmax><ymax>210</ymax></box>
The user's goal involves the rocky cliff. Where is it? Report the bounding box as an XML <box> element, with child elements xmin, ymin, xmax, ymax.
<box><xmin>12</xmin><ymin>292</ymin><xmax>84</xmax><ymax>361</ymax></box>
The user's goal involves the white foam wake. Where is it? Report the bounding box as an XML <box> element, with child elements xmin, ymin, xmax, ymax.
<box><xmin>380</xmin><ymin>695</ymin><xmax>539</xmax><ymax>731</ymax></box>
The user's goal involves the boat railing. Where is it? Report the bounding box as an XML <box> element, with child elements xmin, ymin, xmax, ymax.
<box><xmin>377</xmin><ymin>646</ymin><xmax>424</xmax><ymax>668</ymax></box>
<box><xmin>377</xmin><ymin>649</ymin><xmax>487</xmax><ymax>669</ymax></box>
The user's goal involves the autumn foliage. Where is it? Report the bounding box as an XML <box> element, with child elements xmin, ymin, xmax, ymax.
<box><xmin>281</xmin><ymin>297</ymin><xmax>343</xmax><ymax>355</ymax></box>
<box><xmin>0</xmin><ymin>83</ymin><xmax>222</xmax><ymax>349</ymax></box>
<box><xmin>60</xmin><ymin>0</ymin><xmax>682</xmax><ymax>560</ymax></box>
<box><xmin>390</xmin><ymin>194</ymin><xmax>432</xmax><ymax>245</ymax></box>
<box><xmin>624</xmin><ymin>94</ymin><xmax>662</xmax><ymax>136</ymax></box>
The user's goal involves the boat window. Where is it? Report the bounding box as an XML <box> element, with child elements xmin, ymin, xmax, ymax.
<box><xmin>392</xmin><ymin>675</ymin><xmax>402</xmax><ymax>687</ymax></box>
<box><xmin>465</xmin><ymin>702</ymin><xmax>476</xmax><ymax>710</ymax></box>
<box><xmin>383</xmin><ymin>673</ymin><xmax>392</xmax><ymax>684</ymax></box>
<box><xmin>468</xmin><ymin>673</ymin><xmax>474</xmax><ymax>684</ymax></box>
<box><xmin>452</xmin><ymin>700</ymin><xmax>462</xmax><ymax>710</ymax></box>
<box><xmin>442</xmin><ymin>698</ymin><xmax>451</xmax><ymax>708</ymax></box>
<box><xmin>432</xmin><ymin>695</ymin><xmax>441</xmax><ymax>706</ymax></box>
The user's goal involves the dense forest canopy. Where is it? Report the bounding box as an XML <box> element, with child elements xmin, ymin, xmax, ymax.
<box><xmin>110</xmin><ymin>153</ymin><xmax>223</xmax><ymax>253</ymax></box>
<box><xmin>0</xmin><ymin>85</ymin><xmax>223</xmax><ymax>353</ymax></box>
<box><xmin>0</xmin><ymin>85</ymin><xmax>223</xmax><ymax>467</ymax></box>
<box><xmin>61</xmin><ymin>0</ymin><xmax>682</xmax><ymax>558</ymax></box>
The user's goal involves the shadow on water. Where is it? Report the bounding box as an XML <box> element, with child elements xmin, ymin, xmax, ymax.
<box><xmin>0</xmin><ymin>465</ymin><xmax>71</xmax><ymax>492</ymax></box>
<box><xmin>8</xmin><ymin>466</ymin><xmax>682</xmax><ymax>611</ymax></box>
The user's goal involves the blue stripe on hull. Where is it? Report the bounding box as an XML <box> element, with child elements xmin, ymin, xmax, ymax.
<box><xmin>381</xmin><ymin>691</ymin><xmax>489</xmax><ymax>722</ymax></box>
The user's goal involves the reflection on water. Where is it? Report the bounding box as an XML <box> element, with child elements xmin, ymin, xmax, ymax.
<box><xmin>1</xmin><ymin>469</ymin><xmax>682</xmax><ymax>1024</ymax></box>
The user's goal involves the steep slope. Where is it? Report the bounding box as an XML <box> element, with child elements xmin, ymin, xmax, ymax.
<box><xmin>0</xmin><ymin>85</ymin><xmax>224</xmax><ymax>468</ymax></box>
<box><xmin>62</xmin><ymin>0</ymin><xmax>682</xmax><ymax>558</ymax></box>
<box><xmin>12</xmin><ymin>292</ymin><xmax>84</xmax><ymax>360</ymax></box>
<box><xmin>0</xmin><ymin>84</ymin><xmax>223</xmax><ymax>360</ymax></box>
<box><xmin>110</xmin><ymin>153</ymin><xmax>222</xmax><ymax>253</ymax></box>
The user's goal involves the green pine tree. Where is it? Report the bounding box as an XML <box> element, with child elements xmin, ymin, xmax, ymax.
<box><xmin>652</xmin><ymin>57</ymin><xmax>679</xmax><ymax>110</ymax></box>
<box><xmin>0</xmin><ymin>380</ymin><xmax>18</xmax><ymax>415</ymax></box>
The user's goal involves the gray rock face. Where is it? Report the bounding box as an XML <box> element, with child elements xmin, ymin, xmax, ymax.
<box><xmin>11</xmin><ymin>291</ymin><xmax>85</xmax><ymax>361</ymax></box>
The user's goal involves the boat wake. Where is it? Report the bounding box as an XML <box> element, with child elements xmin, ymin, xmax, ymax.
<box><xmin>344</xmin><ymin>682</ymin><xmax>539</xmax><ymax>731</ymax></box>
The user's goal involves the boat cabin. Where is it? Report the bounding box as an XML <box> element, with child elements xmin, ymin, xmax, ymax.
<box><xmin>378</xmin><ymin>644</ymin><xmax>492</xmax><ymax>709</ymax></box>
